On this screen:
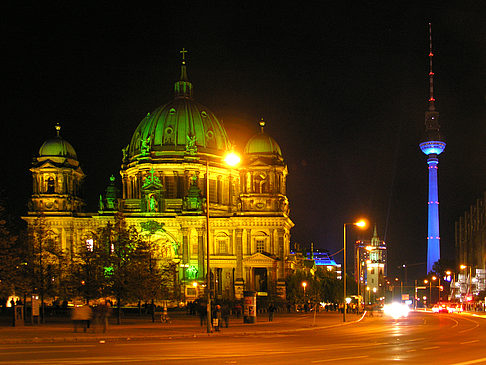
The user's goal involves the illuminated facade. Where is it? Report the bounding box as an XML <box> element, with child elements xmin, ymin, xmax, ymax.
<box><xmin>354</xmin><ymin>225</ymin><xmax>387</xmax><ymax>303</ymax></box>
<box><xmin>419</xmin><ymin>24</ymin><xmax>446</xmax><ymax>274</ymax></box>
<box><xmin>23</xmin><ymin>54</ymin><xmax>293</xmax><ymax>300</ymax></box>
<box><xmin>455</xmin><ymin>192</ymin><xmax>486</xmax><ymax>271</ymax></box>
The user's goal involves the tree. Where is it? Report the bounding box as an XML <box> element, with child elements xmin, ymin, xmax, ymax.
<box><xmin>68</xmin><ymin>233</ymin><xmax>110</xmax><ymax>305</ymax></box>
<box><xmin>315</xmin><ymin>268</ymin><xmax>342</xmax><ymax>304</ymax></box>
<box><xmin>99</xmin><ymin>212</ymin><xmax>139</xmax><ymax>324</ymax></box>
<box><xmin>26</xmin><ymin>215</ymin><xmax>67</xmax><ymax>323</ymax></box>
<box><xmin>0</xmin><ymin>198</ymin><xmax>22</xmax><ymax>305</ymax></box>
<box><xmin>286</xmin><ymin>271</ymin><xmax>314</xmax><ymax>306</ymax></box>
<box><xmin>139</xmin><ymin>220</ymin><xmax>165</xmax><ymax>321</ymax></box>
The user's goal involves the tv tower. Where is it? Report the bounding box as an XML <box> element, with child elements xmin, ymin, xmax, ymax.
<box><xmin>419</xmin><ymin>23</ymin><xmax>446</xmax><ymax>274</ymax></box>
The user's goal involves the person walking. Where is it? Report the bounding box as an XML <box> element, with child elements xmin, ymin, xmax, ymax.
<box><xmin>222</xmin><ymin>303</ymin><xmax>230</xmax><ymax>328</ymax></box>
<box><xmin>72</xmin><ymin>304</ymin><xmax>92</xmax><ymax>333</ymax></box>
<box><xmin>198</xmin><ymin>302</ymin><xmax>207</xmax><ymax>327</ymax></box>
<box><xmin>268</xmin><ymin>303</ymin><xmax>275</xmax><ymax>322</ymax></box>
<box><xmin>213</xmin><ymin>305</ymin><xmax>222</xmax><ymax>331</ymax></box>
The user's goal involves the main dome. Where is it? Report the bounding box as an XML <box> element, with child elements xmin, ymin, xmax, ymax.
<box><xmin>39</xmin><ymin>124</ymin><xmax>77</xmax><ymax>160</ymax></box>
<box><xmin>128</xmin><ymin>61</ymin><xmax>230</xmax><ymax>159</ymax></box>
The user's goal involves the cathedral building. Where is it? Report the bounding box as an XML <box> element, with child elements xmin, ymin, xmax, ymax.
<box><xmin>23</xmin><ymin>55</ymin><xmax>294</xmax><ymax>301</ymax></box>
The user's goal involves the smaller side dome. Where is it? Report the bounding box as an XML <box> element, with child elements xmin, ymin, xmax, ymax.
<box><xmin>39</xmin><ymin>124</ymin><xmax>78</xmax><ymax>159</ymax></box>
<box><xmin>244</xmin><ymin>119</ymin><xmax>282</xmax><ymax>157</ymax></box>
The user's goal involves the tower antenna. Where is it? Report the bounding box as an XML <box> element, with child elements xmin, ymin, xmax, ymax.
<box><xmin>428</xmin><ymin>23</ymin><xmax>435</xmax><ymax>111</ymax></box>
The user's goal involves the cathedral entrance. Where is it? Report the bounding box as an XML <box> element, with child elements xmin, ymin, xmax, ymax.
<box><xmin>254</xmin><ymin>268</ymin><xmax>268</xmax><ymax>292</ymax></box>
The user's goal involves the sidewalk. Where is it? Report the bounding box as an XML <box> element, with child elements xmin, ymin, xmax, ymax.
<box><xmin>0</xmin><ymin>312</ymin><xmax>364</xmax><ymax>344</ymax></box>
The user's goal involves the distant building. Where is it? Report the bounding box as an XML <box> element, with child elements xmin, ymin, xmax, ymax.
<box><xmin>455</xmin><ymin>192</ymin><xmax>486</xmax><ymax>271</ymax></box>
<box><xmin>306</xmin><ymin>250</ymin><xmax>341</xmax><ymax>279</ymax></box>
<box><xmin>288</xmin><ymin>248</ymin><xmax>342</xmax><ymax>279</ymax></box>
<box><xmin>454</xmin><ymin>192</ymin><xmax>486</xmax><ymax>301</ymax></box>
<box><xmin>354</xmin><ymin>225</ymin><xmax>387</xmax><ymax>303</ymax></box>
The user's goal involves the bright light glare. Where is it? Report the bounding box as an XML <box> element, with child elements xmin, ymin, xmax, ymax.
<box><xmin>224</xmin><ymin>151</ymin><xmax>241</xmax><ymax>166</ymax></box>
<box><xmin>383</xmin><ymin>302</ymin><xmax>410</xmax><ymax>319</ymax></box>
<box><xmin>354</xmin><ymin>219</ymin><xmax>367</xmax><ymax>228</ymax></box>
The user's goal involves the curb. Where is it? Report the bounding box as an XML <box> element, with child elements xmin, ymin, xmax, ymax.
<box><xmin>0</xmin><ymin>315</ymin><xmax>366</xmax><ymax>344</ymax></box>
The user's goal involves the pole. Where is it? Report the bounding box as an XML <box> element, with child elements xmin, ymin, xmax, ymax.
<box><xmin>356</xmin><ymin>245</ymin><xmax>360</xmax><ymax>299</ymax></box>
<box><xmin>414</xmin><ymin>280</ymin><xmax>417</xmax><ymax>310</ymax></box>
<box><xmin>206</xmin><ymin>159</ymin><xmax>212</xmax><ymax>333</ymax></box>
<box><xmin>343</xmin><ymin>224</ymin><xmax>347</xmax><ymax>322</ymax></box>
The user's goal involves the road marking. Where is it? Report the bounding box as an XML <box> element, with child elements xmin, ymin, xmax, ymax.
<box><xmin>0</xmin><ymin>349</ymin><xmax>88</xmax><ymax>356</ymax></box>
<box><xmin>460</xmin><ymin>340</ymin><xmax>479</xmax><ymax>345</ymax></box>
<box><xmin>406</xmin><ymin>337</ymin><xmax>425</xmax><ymax>342</ymax></box>
<box><xmin>114</xmin><ymin>341</ymin><xmax>199</xmax><ymax>346</ymax></box>
<box><xmin>311</xmin><ymin>355</ymin><xmax>368</xmax><ymax>363</ymax></box>
<box><xmin>0</xmin><ymin>345</ymin><xmax>95</xmax><ymax>350</ymax></box>
<box><xmin>423</xmin><ymin>346</ymin><xmax>440</xmax><ymax>350</ymax></box>
<box><xmin>452</xmin><ymin>357</ymin><xmax>486</xmax><ymax>365</ymax></box>
<box><xmin>406</xmin><ymin>349</ymin><xmax>416</xmax><ymax>352</ymax></box>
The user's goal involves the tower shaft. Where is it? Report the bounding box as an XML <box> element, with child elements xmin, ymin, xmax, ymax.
<box><xmin>426</xmin><ymin>156</ymin><xmax>440</xmax><ymax>273</ymax></box>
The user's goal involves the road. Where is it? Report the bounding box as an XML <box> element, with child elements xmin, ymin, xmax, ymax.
<box><xmin>1</xmin><ymin>312</ymin><xmax>485</xmax><ymax>364</ymax></box>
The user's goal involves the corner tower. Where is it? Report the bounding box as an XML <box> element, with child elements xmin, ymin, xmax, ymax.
<box><xmin>419</xmin><ymin>24</ymin><xmax>446</xmax><ymax>273</ymax></box>
<box><xmin>29</xmin><ymin>124</ymin><xmax>85</xmax><ymax>215</ymax></box>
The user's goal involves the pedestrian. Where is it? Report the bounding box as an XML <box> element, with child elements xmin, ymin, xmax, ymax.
<box><xmin>72</xmin><ymin>304</ymin><xmax>92</xmax><ymax>333</ymax></box>
<box><xmin>268</xmin><ymin>303</ymin><xmax>275</xmax><ymax>322</ymax></box>
<box><xmin>222</xmin><ymin>303</ymin><xmax>230</xmax><ymax>328</ymax></box>
<box><xmin>198</xmin><ymin>302</ymin><xmax>207</xmax><ymax>326</ymax></box>
<box><xmin>96</xmin><ymin>299</ymin><xmax>111</xmax><ymax>333</ymax></box>
<box><xmin>234</xmin><ymin>303</ymin><xmax>242</xmax><ymax>318</ymax></box>
<box><xmin>213</xmin><ymin>305</ymin><xmax>222</xmax><ymax>331</ymax></box>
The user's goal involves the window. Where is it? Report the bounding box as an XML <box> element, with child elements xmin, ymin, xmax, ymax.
<box><xmin>256</xmin><ymin>239</ymin><xmax>265</xmax><ymax>253</ymax></box>
<box><xmin>218</xmin><ymin>239</ymin><xmax>228</xmax><ymax>255</ymax></box>
<box><xmin>86</xmin><ymin>239</ymin><xmax>94</xmax><ymax>252</ymax></box>
<box><xmin>192</xmin><ymin>243</ymin><xmax>198</xmax><ymax>255</ymax></box>
<box><xmin>47</xmin><ymin>177</ymin><xmax>55</xmax><ymax>193</ymax></box>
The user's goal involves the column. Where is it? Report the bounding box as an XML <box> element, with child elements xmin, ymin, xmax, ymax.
<box><xmin>196</xmin><ymin>227</ymin><xmax>205</xmax><ymax>279</ymax></box>
<box><xmin>182</xmin><ymin>227</ymin><xmax>189</xmax><ymax>263</ymax></box>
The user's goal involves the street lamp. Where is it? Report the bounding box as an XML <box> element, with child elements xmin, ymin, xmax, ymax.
<box><xmin>205</xmin><ymin>151</ymin><xmax>240</xmax><ymax>333</ymax></box>
<box><xmin>424</xmin><ymin>279</ymin><xmax>432</xmax><ymax>307</ymax></box>
<box><xmin>460</xmin><ymin>264</ymin><xmax>473</xmax><ymax>309</ymax></box>
<box><xmin>302</xmin><ymin>281</ymin><xmax>308</xmax><ymax>301</ymax></box>
<box><xmin>343</xmin><ymin>219</ymin><xmax>367</xmax><ymax>322</ymax></box>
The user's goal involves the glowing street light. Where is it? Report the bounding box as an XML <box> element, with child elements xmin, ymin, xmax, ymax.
<box><xmin>302</xmin><ymin>281</ymin><xmax>308</xmax><ymax>300</ymax></box>
<box><xmin>343</xmin><ymin>218</ymin><xmax>368</xmax><ymax>322</ymax></box>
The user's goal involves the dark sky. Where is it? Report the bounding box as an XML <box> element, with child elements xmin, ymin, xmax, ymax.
<box><xmin>2</xmin><ymin>3</ymin><xmax>485</xmax><ymax>280</ymax></box>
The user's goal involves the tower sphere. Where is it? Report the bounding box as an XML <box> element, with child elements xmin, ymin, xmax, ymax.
<box><xmin>419</xmin><ymin>140</ymin><xmax>446</xmax><ymax>156</ymax></box>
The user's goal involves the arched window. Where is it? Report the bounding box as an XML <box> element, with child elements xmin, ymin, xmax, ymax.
<box><xmin>47</xmin><ymin>177</ymin><xmax>55</xmax><ymax>193</ymax></box>
<box><xmin>215</xmin><ymin>232</ymin><xmax>230</xmax><ymax>255</ymax></box>
<box><xmin>253</xmin><ymin>231</ymin><xmax>269</xmax><ymax>254</ymax></box>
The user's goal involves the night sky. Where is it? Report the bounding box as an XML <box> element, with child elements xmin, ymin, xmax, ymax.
<box><xmin>2</xmin><ymin>3</ymin><xmax>485</xmax><ymax>280</ymax></box>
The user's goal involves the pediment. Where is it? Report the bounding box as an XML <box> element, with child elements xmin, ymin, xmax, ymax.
<box><xmin>243</xmin><ymin>252</ymin><xmax>277</xmax><ymax>265</ymax></box>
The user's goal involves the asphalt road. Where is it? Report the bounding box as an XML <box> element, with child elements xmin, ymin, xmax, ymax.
<box><xmin>1</xmin><ymin>312</ymin><xmax>485</xmax><ymax>364</ymax></box>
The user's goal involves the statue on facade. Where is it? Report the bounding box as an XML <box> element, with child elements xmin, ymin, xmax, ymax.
<box><xmin>141</xmin><ymin>136</ymin><xmax>151</xmax><ymax>156</ymax></box>
<box><xmin>122</xmin><ymin>145</ymin><xmax>129</xmax><ymax>163</ymax></box>
<box><xmin>185</xmin><ymin>134</ymin><xmax>197</xmax><ymax>155</ymax></box>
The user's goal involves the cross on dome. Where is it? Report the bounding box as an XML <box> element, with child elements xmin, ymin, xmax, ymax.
<box><xmin>180</xmin><ymin>48</ymin><xmax>188</xmax><ymax>64</ymax></box>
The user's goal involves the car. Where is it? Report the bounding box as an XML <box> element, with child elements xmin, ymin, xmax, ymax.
<box><xmin>432</xmin><ymin>303</ymin><xmax>448</xmax><ymax>313</ymax></box>
<box><xmin>447</xmin><ymin>303</ymin><xmax>463</xmax><ymax>313</ymax></box>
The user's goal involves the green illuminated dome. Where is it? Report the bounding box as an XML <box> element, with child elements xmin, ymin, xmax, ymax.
<box><xmin>244</xmin><ymin>120</ymin><xmax>282</xmax><ymax>158</ymax></box>
<box><xmin>39</xmin><ymin>124</ymin><xmax>78</xmax><ymax>160</ymax></box>
<box><xmin>128</xmin><ymin>61</ymin><xmax>230</xmax><ymax>159</ymax></box>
